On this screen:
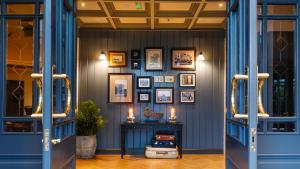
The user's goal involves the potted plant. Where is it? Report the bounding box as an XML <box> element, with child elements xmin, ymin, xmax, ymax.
<box><xmin>76</xmin><ymin>100</ymin><xmax>105</xmax><ymax>159</ymax></box>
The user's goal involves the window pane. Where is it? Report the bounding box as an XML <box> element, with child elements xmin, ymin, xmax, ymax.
<box><xmin>7</xmin><ymin>4</ymin><xmax>35</xmax><ymax>14</ymax></box>
<box><xmin>267</xmin><ymin>20</ymin><xmax>295</xmax><ymax>117</ymax></box>
<box><xmin>257</xmin><ymin>5</ymin><xmax>262</xmax><ymax>16</ymax></box>
<box><xmin>267</xmin><ymin>121</ymin><xmax>296</xmax><ymax>132</ymax></box>
<box><xmin>40</xmin><ymin>4</ymin><xmax>44</xmax><ymax>14</ymax></box>
<box><xmin>267</xmin><ymin>5</ymin><xmax>296</xmax><ymax>16</ymax></box>
<box><xmin>4</xmin><ymin>121</ymin><xmax>34</xmax><ymax>132</ymax></box>
<box><xmin>6</xmin><ymin>19</ymin><xmax>34</xmax><ymax>117</ymax></box>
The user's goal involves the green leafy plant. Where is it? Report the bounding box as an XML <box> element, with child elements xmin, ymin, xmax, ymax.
<box><xmin>76</xmin><ymin>100</ymin><xmax>105</xmax><ymax>136</ymax></box>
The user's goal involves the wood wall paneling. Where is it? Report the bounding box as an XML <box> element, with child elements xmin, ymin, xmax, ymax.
<box><xmin>78</xmin><ymin>29</ymin><xmax>225</xmax><ymax>152</ymax></box>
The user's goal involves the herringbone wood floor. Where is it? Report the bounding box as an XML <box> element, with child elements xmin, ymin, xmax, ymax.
<box><xmin>76</xmin><ymin>154</ymin><xmax>225</xmax><ymax>169</ymax></box>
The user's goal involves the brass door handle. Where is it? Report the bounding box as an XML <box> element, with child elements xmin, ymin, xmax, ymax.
<box><xmin>30</xmin><ymin>73</ymin><xmax>72</xmax><ymax>119</ymax></box>
<box><xmin>230</xmin><ymin>73</ymin><xmax>269</xmax><ymax>119</ymax></box>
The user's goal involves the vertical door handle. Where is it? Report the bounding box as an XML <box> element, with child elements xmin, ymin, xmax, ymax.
<box><xmin>230</xmin><ymin>73</ymin><xmax>270</xmax><ymax>119</ymax></box>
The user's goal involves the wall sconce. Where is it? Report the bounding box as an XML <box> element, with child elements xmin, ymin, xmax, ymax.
<box><xmin>197</xmin><ymin>52</ymin><xmax>205</xmax><ymax>61</ymax></box>
<box><xmin>127</xmin><ymin>108</ymin><xmax>135</xmax><ymax>123</ymax></box>
<box><xmin>99</xmin><ymin>51</ymin><xmax>108</xmax><ymax>66</ymax></box>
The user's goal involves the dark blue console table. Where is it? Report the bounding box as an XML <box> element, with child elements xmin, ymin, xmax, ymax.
<box><xmin>120</xmin><ymin>122</ymin><xmax>183</xmax><ymax>159</ymax></box>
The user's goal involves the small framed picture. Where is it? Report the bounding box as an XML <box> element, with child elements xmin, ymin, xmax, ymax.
<box><xmin>179</xmin><ymin>73</ymin><xmax>196</xmax><ymax>87</ymax></box>
<box><xmin>137</xmin><ymin>76</ymin><xmax>152</xmax><ymax>89</ymax></box>
<box><xmin>172</xmin><ymin>49</ymin><xmax>196</xmax><ymax>70</ymax></box>
<box><xmin>138</xmin><ymin>92</ymin><xmax>151</xmax><ymax>103</ymax></box>
<box><xmin>108</xmin><ymin>51</ymin><xmax>127</xmax><ymax>67</ymax></box>
<box><xmin>164</xmin><ymin>75</ymin><xmax>175</xmax><ymax>83</ymax></box>
<box><xmin>108</xmin><ymin>73</ymin><xmax>134</xmax><ymax>103</ymax></box>
<box><xmin>145</xmin><ymin>48</ymin><xmax>164</xmax><ymax>71</ymax></box>
<box><xmin>131</xmin><ymin>50</ymin><xmax>141</xmax><ymax>60</ymax></box>
<box><xmin>131</xmin><ymin>60</ymin><xmax>141</xmax><ymax>69</ymax></box>
<box><xmin>180</xmin><ymin>90</ymin><xmax>195</xmax><ymax>103</ymax></box>
<box><xmin>155</xmin><ymin>87</ymin><xmax>174</xmax><ymax>104</ymax></box>
<box><xmin>154</xmin><ymin>76</ymin><xmax>164</xmax><ymax>83</ymax></box>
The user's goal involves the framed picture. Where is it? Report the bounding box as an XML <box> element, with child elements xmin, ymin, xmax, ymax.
<box><xmin>108</xmin><ymin>51</ymin><xmax>127</xmax><ymax>67</ymax></box>
<box><xmin>154</xmin><ymin>76</ymin><xmax>164</xmax><ymax>83</ymax></box>
<box><xmin>131</xmin><ymin>60</ymin><xmax>141</xmax><ymax>69</ymax></box>
<box><xmin>164</xmin><ymin>75</ymin><xmax>175</xmax><ymax>83</ymax></box>
<box><xmin>137</xmin><ymin>76</ymin><xmax>152</xmax><ymax>89</ymax></box>
<box><xmin>179</xmin><ymin>73</ymin><xmax>196</xmax><ymax>87</ymax></box>
<box><xmin>108</xmin><ymin>73</ymin><xmax>134</xmax><ymax>103</ymax></box>
<box><xmin>171</xmin><ymin>49</ymin><xmax>196</xmax><ymax>70</ymax></box>
<box><xmin>155</xmin><ymin>87</ymin><xmax>174</xmax><ymax>104</ymax></box>
<box><xmin>180</xmin><ymin>90</ymin><xmax>195</xmax><ymax>103</ymax></box>
<box><xmin>131</xmin><ymin>50</ymin><xmax>141</xmax><ymax>60</ymax></box>
<box><xmin>145</xmin><ymin>48</ymin><xmax>163</xmax><ymax>71</ymax></box>
<box><xmin>138</xmin><ymin>92</ymin><xmax>151</xmax><ymax>103</ymax></box>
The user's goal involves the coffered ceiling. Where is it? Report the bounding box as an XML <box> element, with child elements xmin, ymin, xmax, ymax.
<box><xmin>77</xmin><ymin>0</ymin><xmax>227</xmax><ymax>29</ymax></box>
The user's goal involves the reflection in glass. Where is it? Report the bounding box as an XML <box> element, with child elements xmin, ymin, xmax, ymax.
<box><xmin>7</xmin><ymin>4</ymin><xmax>35</xmax><ymax>14</ymax></box>
<box><xmin>267</xmin><ymin>5</ymin><xmax>296</xmax><ymax>16</ymax></box>
<box><xmin>6</xmin><ymin>19</ymin><xmax>34</xmax><ymax>117</ymax></box>
<box><xmin>4</xmin><ymin>121</ymin><xmax>34</xmax><ymax>132</ymax></box>
<box><xmin>267</xmin><ymin>20</ymin><xmax>295</xmax><ymax>117</ymax></box>
<box><xmin>267</xmin><ymin>122</ymin><xmax>296</xmax><ymax>132</ymax></box>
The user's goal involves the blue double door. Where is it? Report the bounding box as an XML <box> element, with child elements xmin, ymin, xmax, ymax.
<box><xmin>0</xmin><ymin>0</ymin><xmax>77</xmax><ymax>169</ymax></box>
<box><xmin>226</xmin><ymin>0</ymin><xmax>300</xmax><ymax>169</ymax></box>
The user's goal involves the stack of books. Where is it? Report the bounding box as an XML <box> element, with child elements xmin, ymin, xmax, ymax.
<box><xmin>145</xmin><ymin>131</ymin><xmax>179</xmax><ymax>159</ymax></box>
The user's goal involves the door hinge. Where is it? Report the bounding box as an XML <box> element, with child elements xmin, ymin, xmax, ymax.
<box><xmin>250</xmin><ymin>128</ymin><xmax>257</xmax><ymax>152</ymax></box>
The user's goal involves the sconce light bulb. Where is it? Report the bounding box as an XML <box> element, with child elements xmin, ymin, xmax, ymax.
<box><xmin>198</xmin><ymin>52</ymin><xmax>205</xmax><ymax>61</ymax></box>
<box><xmin>99</xmin><ymin>52</ymin><xmax>107</xmax><ymax>61</ymax></box>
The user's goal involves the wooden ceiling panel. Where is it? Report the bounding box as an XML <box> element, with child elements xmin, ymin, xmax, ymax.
<box><xmin>77</xmin><ymin>1</ymin><xmax>101</xmax><ymax>11</ymax></box>
<box><xmin>77</xmin><ymin>0</ymin><xmax>227</xmax><ymax>30</ymax></box>
<box><xmin>79</xmin><ymin>17</ymin><xmax>108</xmax><ymax>24</ymax></box>
<box><xmin>159</xmin><ymin>2</ymin><xmax>192</xmax><ymax>11</ymax></box>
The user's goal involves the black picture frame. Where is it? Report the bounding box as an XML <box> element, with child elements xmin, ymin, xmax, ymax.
<box><xmin>138</xmin><ymin>92</ymin><xmax>151</xmax><ymax>103</ymax></box>
<box><xmin>137</xmin><ymin>76</ymin><xmax>152</xmax><ymax>89</ymax></box>
<box><xmin>179</xmin><ymin>90</ymin><xmax>195</xmax><ymax>103</ymax></box>
<box><xmin>131</xmin><ymin>50</ymin><xmax>141</xmax><ymax>60</ymax></box>
<box><xmin>179</xmin><ymin>73</ymin><xmax>196</xmax><ymax>87</ymax></box>
<box><xmin>131</xmin><ymin>60</ymin><xmax>141</xmax><ymax>69</ymax></box>
<box><xmin>154</xmin><ymin>87</ymin><xmax>174</xmax><ymax>104</ymax></box>
<box><xmin>145</xmin><ymin>48</ymin><xmax>164</xmax><ymax>71</ymax></box>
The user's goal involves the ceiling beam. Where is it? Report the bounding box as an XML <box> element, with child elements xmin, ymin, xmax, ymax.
<box><xmin>150</xmin><ymin>0</ymin><xmax>155</xmax><ymax>29</ymax></box>
<box><xmin>188</xmin><ymin>2</ymin><xmax>206</xmax><ymax>29</ymax></box>
<box><xmin>94</xmin><ymin>0</ymin><xmax>227</xmax><ymax>3</ymax></box>
<box><xmin>97</xmin><ymin>0</ymin><xmax>117</xmax><ymax>29</ymax></box>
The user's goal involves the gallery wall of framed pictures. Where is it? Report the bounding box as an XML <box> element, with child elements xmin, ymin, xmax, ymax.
<box><xmin>107</xmin><ymin>47</ymin><xmax>198</xmax><ymax>104</ymax></box>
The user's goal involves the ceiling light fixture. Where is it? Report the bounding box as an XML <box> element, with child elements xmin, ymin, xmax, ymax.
<box><xmin>218</xmin><ymin>3</ymin><xmax>224</xmax><ymax>8</ymax></box>
<box><xmin>81</xmin><ymin>2</ymin><xmax>85</xmax><ymax>7</ymax></box>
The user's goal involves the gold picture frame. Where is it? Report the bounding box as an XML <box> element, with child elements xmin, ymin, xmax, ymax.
<box><xmin>145</xmin><ymin>48</ymin><xmax>164</xmax><ymax>71</ymax></box>
<box><xmin>171</xmin><ymin>49</ymin><xmax>196</xmax><ymax>70</ymax></box>
<box><xmin>109</xmin><ymin>51</ymin><xmax>127</xmax><ymax>67</ymax></box>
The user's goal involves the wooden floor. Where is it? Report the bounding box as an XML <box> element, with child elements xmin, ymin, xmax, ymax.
<box><xmin>76</xmin><ymin>154</ymin><xmax>225</xmax><ymax>169</ymax></box>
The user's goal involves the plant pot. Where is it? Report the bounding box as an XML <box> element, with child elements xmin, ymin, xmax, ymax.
<box><xmin>76</xmin><ymin>135</ymin><xmax>97</xmax><ymax>159</ymax></box>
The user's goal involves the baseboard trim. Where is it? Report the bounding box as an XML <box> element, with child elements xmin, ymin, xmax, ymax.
<box><xmin>96</xmin><ymin>148</ymin><xmax>223</xmax><ymax>155</ymax></box>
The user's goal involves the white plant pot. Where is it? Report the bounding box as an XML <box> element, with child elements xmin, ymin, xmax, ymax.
<box><xmin>76</xmin><ymin>135</ymin><xmax>97</xmax><ymax>159</ymax></box>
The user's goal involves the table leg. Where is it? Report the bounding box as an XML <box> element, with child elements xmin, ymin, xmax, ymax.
<box><xmin>121</xmin><ymin>126</ymin><xmax>125</xmax><ymax>159</ymax></box>
<box><xmin>178</xmin><ymin>129</ymin><xmax>183</xmax><ymax>159</ymax></box>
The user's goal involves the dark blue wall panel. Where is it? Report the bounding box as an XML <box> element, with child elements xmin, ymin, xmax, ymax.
<box><xmin>78</xmin><ymin>29</ymin><xmax>225</xmax><ymax>152</ymax></box>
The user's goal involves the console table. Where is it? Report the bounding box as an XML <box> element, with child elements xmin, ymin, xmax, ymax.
<box><xmin>120</xmin><ymin>122</ymin><xmax>183</xmax><ymax>159</ymax></box>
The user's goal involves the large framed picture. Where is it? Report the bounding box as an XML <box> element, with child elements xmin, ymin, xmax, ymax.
<box><xmin>108</xmin><ymin>51</ymin><xmax>127</xmax><ymax>67</ymax></box>
<box><xmin>180</xmin><ymin>90</ymin><xmax>195</xmax><ymax>103</ymax></box>
<box><xmin>155</xmin><ymin>87</ymin><xmax>174</xmax><ymax>104</ymax></box>
<box><xmin>145</xmin><ymin>48</ymin><xmax>164</xmax><ymax>71</ymax></box>
<box><xmin>171</xmin><ymin>49</ymin><xmax>196</xmax><ymax>70</ymax></box>
<box><xmin>138</xmin><ymin>92</ymin><xmax>151</xmax><ymax>103</ymax></box>
<box><xmin>137</xmin><ymin>76</ymin><xmax>152</xmax><ymax>89</ymax></box>
<box><xmin>179</xmin><ymin>73</ymin><xmax>196</xmax><ymax>87</ymax></box>
<box><xmin>108</xmin><ymin>73</ymin><xmax>134</xmax><ymax>103</ymax></box>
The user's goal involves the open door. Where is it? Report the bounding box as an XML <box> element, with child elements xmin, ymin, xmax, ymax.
<box><xmin>32</xmin><ymin>0</ymin><xmax>77</xmax><ymax>169</ymax></box>
<box><xmin>226</xmin><ymin>0</ymin><xmax>267</xmax><ymax>168</ymax></box>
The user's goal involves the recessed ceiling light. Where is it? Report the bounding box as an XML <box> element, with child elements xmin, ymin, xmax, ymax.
<box><xmin>81</xmin><ymin>2</ymin><xmax>85</xmax><ymax>7</ymax></box>
<box><xmin>219</xmin><ymin>3</ymin><xmax>224</xmax><ymax>8</ymax></box>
